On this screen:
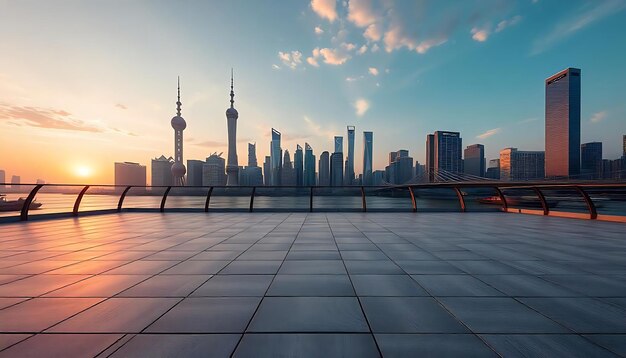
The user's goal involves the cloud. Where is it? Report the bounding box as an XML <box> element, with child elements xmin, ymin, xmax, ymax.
<box><xmin>476</xmin><ymin>128</ymin><xmax>501</xmax><ymax>139</ymax></box>
<box><xmin>0</xmin><ymin>103</ymin><xmax>104</xmax><ymax>133</ymax></box>
<box><xmin>278</xmin><ymin>51</ymin><xmax>303</xmax><ymax>69</ymax></box>
<box><xmin>194</xmin><ymin>140</ymin><xmax>226</xmax><ymax>147</ymax></box>
<box><xmin>353</xmin><ymin>98</ymin><xmax>370</xmax><ymax>116</ymax></box>
<box><xmin>311</xmin><ymin>0</ymin><xmax>337</xmax><ymax>22</ymax></box>
<box><xmin>370</xmin><ymin>43</ymin><xmax>380</xmax><ymax>52</ymax></box>
<box><xmin>347</xmin><ymin>0</ymin><xmax>379</xmax><ymax>27</ymax></box>
<box><xmin>314</xmin><ymin>26</ymin><xmax>324</xmax><ymax>35</ymax></box>
<box><xmin>303</xmin><ymin>115</ymin><xmax>335</xmax><ymax>139</ymax></box>
<box><xmin>307</xmin><ymin>56</ymin><xmax>320</xmax><ymax>67</ymax></box>
<box><xmin>495</xmin><ymin>15</ymin><xmax>522</xmax><ymax>33</ymax></box>
<box><xmin>115</xmin><ymin>103</ymin><xmax>127</xmax><ymax>110</ymax></box>
<box><xmin>471</xmin><ymin>27</ymin><xmax>489</xmax><ymax>42</ymax></box>
<box><xmin>357</xmin><ymin>45</ymin><xmax>368</xmax><ymax>55</ymax></box>
<box><xmin>364</xmin><ymin>23</ymin><xmax>382</xmax><ymax>41</ymax></box>
<box><xmin>272</xmin><ymin>64</ymin><xmax>281</xmax><ymax>70</ymax></box>
<box><xmin>368</xmin><ymin>67</ymin><xmax>379</xmax><ymax>76</ymax></box>
<box><xmin>531</xmin><ymin>0</ymin><xmax>626</xmax><ymax>55</ymax></box>
<box><xmin>590</xmin><ymin>111</ymin><xmax>607</xmax><ymax>123</ymax></box>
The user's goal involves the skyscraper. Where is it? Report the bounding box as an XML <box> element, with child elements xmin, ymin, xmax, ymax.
<box><xmin>115</xmin><ymin>162</ymin><xmax>146</xmax><ymax>187</ymax></box>
<box><xmin>203</xmin><ymin>153</ymin><xmax>226</xmax><ymax>186</ymax></box>
<box><xmin>362</xmin><ymin>131</ymin><xmax>373</xmax><ymax>186</ymax></box>
<box><xmin>270</xmin><ymin>128</ymin><xmax>282</xmax><ymax>186</ymax></box>
<box><xmin>226</xmin><ymin>70</ymin><xmax>239</xmax><ymax>185</ymax></box>
<box><xmin>248</xmin><ymin>143</ymin><xmax>257</xmax><ymax>167</ymax></box>
<box><xmin>345</xmin><ymin>126</ymin><xmax>355</xmax><ymax>185</ymax></box>
<box><xmin>464</xmin><ymin>144</ymin><xmax>485</xmax><ymax>177</ymax></box>
<box><xmin>426</xmin><ymin>134</ymin><xmax>435</xmax><ymax>182</ymax></box>
<box><xmin>186</xmin><ymin>160</ymin><xmax>205</xmax><ymax>186</ymax></box>
<box><xmin>426</xmin><ymin>131</ymin><xmax>463</xmax><ymax>181</ymax></box>
<box><xmin>263</xmin><ymin>156</ymin><xmax>271</xmax><ymax>186</ymax></box>
<box><xmin>545</xmin><ymin>67</ymin><xmax>581</xmax><ymax>179</ymax></box>
<box><xmin>500</xmin><ymin>148</ymin><xmax>545</xmax><ymax>181</ymax></box>
<box><xmin>170</xmin><ymin>77</ymin><xmax>187</xmax><ymax>186</ymax></box>
<box><xmin>151</xmin><ymin>155</ymin><xmax>174</xmax><ymax>186</ymax></box>
<box><xmin>581</xmin><ymin>142</ymin><xmax>603</xmax><ymax>180</ymax></box>
<box><xmin>319</xmin><ymin>151</ymin><xmax>330</xmax><ymax>186</ymax></box>
<box><xmin>0</xmin><ymin>169</ymin><xmax>5</xmax><ymax>188</ymax></box>
<box><xmin>294</xmin><ymin>144</ymin><xmax>304</xmax><ymax>186</ymax></box>
<box><xmin>486</xmin><ymin>159</ymin><xmax>501</xmax><ymax>180</ymax></box>
<box><xmin>623</xmin><ymin>135</ymin><xmax>626</xmax><ymax>158</ymax></box>
<box><xmin>330</xmin><ymin>152</ymin><xmax>343</xmax><ymax>186</ymax></box>
<box><xmin>10</xmin><ymin>175</ymin><xmax>20</xmax><ymax>188</ymax></box>
<box><xmin>304</xmin><ymin>143</ymin><xmax>316</xmax><ymax>186</ymax></box>
<box><xmin>334</xmin><ymin>136</ymin><xmax>343</xmax><ymax>153</ymax></box>
<box><xmin>386</xmin><ymin>150</ymin><xmax>413</xmax><ymax>184</ymax></box>
<box><xmin>281</xmin><ymin>150</ymin><xmax>296</xmax><ymax>186</ymax></box>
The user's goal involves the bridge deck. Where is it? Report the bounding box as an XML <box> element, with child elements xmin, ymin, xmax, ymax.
<box><xmin>0</xmin><ymin>212</ymin><xmax>625</xmax><ymax>357</ymax></box>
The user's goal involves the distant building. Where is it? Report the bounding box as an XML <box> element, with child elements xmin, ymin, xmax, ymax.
<box><xmin>426</xmin><ymin>131</ymin><xmax>462</xmax><ymax>182</ymax></box>
<box><xmin>294</xmin><ymin>144</ymin><xmax>304</xmax><ymax>186</ymax></box>
<box><xmin>239</xmin><ymin>166</ymin><xmax>263</xmax><ymax>186</ymax></box>
<box><xmin>151</xmin><ymin>155</ymin><xmax>174</xmax><ymax>186</ymax></box>
<box><xmin>11</xmin><ymin>175</ymin><xmax>20</xmax><ymax>188</ymax></box>
<box><xmin>304</xmin><ymin>143</ymin><xmax>316</xmax><ymax>186</ymax></box>
<box><xmin>115</xmin><ymin>162</ymin><xmax>146</xmax><ymax>187</ymax></box>
<box><xmin>263</xmin><ymin>156</ymin><xmax>271</xmax><ymax>186</ymax></box>
<box><xmin>248</xmin><ymin>143</ymin><xmax>258</xmax><ymax>167</ymax></box>
<box><xmin>486</xmin><ymin>159</ymin><xmax>501</xmax><ymax>180</ymax></box>
<box><xmin>464</xmin><ymin>144</ymin><xmax>485</xmax><ymax>177</ymax></box>
<box><xmin>330</xmin><ymin>152</ymin><xmax>344</xmax><ymax>186</ymax></box>
<box><xmin>36</xmin><ymin>179</ymin><xmax>45</xmax><ymax>185</ymax></box>
<box><xmin>372</xmin><ymin>170</ymin><xmax>385</xmax><ymax>186</ymax></box>
<box><xmin>415</xmin><ymin>161</ymin><xmax>425</xmax><ymax>178</ymax></box>
<box><xmin>500</xmin><ymin>148</ymin><xmax>545</xmax><ymax>181</ymax></box>
<box><xmin>334</xmin><ymin>136</ymin><xmax>343</xmax><ymax>154</ymax></box>
<box><xmin>270</xmin><ymin>128</ymin><xmax>282</xmax><ymax>186</ymax></box>
<box><xmin>345</xmin><ymin>126</ymin><xmax>355</xmax><ymax>185</ymax></box>
<box><xmin>603</xmin><ymin>157</ymin><xmax>626</xmax><ymax>180</ymax></box>
<box><xmin>225</xmin><ymin>71</ymin><xmax>239</xmax><ymax>186</ymax></box>
<box><xmin>203</xmin><ymin>153</ymin><xmax>226</xmax><ymax>186</ymax></box>
<box><xmin>426</xmin><ymin>134</ymin><xmax>435</xmax><ymax>182</ymax></box>
<box><xmin>580</xmin><ymin>142</ymin><xmax>602</xmax><ymax>180</ymax></box>
<box><xmin>623</xmin><ymin>135</ymin><xmax>626</xmax><ymax>158</ymax></box>
<box><xmin>318</xmin><ymin>151</ymin><xmax>330</xmax><ymax>186</ymax></box>
<box><xmin>362</xmin><ymin>131</ymin><xmax>373</xmax><ymax>185</ymax></box>
<box><xmin>186</xmin><ymin>160</ymin><xmax>205</xmax><ymax>186</ymax></box>
<box><xmin>386</xmin><ymin>150</ymin><xmax>413</xmax><ymax>184</ymax></box>
<box><xmin>281</xmin><ymin>150</ymin><xmax>296</xmax><ymax>186</ymax></box>
<box><xmin>0</xmin><ymin>169</ymin><xmax>5</xmax><ymax>188</ymax></box>
<box><xmin>170</xmin><ymin>78</ymin><xmax>187</xmax><ymax>186</ymax></box>
<box><xmin>545</xmin><ymin>67</ymin><xmax>581</xmax><ymax>179</ymax></box>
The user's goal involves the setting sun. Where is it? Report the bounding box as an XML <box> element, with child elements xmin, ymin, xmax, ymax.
<box><xmin>75</xmin><ymin>166</ymin><xmax>92</xmax><ymax>178</ymax></box>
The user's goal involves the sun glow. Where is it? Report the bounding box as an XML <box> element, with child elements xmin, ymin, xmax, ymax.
<box><xmin>75</xmin><ymin>166</ymin><xmax>92</xmax><ymax>178</ymax></box>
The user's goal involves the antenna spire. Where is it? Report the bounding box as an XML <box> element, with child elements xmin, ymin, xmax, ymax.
<box><xmin>176</xmin><ymin>76</ymin><xmax>182</xmax><ymax>116</ymax></box>
<box><xmin>230</xmin><ymin>69</ymin><xmax>235</xmax><ymax>108</ymax></box>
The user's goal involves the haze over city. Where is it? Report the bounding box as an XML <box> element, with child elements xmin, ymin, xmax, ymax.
<box><xmin>1</xmin><ymin>0</ymin><xmax>626</xmax><ymax>184</ymax></box>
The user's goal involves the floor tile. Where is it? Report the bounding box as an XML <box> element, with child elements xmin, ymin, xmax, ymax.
<box><xmin>0</xmin><ymin>298</ymin><xmax>102</xmax><ymax>332</ymax></box>
<box><xmin>116</xmin><ymin>274</ymin><xmax>210</xmax><ymax>297</ymax></box>
<box><xmin>267</xmin><ymin>275</ymin><xmax>354</xmax><ymax>296</ymax></box>
<box><xmin>110</xmin><ymin>334</ymin><xmax>240</xmax><ymax>358</ymax></box>
<box><xmin>411</xmin><ymin>275</ymin><xmax>503</xmax><ymax>297</ymax></box>
<box><xmin>481</xmin><ymin>334</ymin><xmax>617</xmax><ymax>358</ymax></box>
<box><xmin>192</xmin><ymin>275</ymin><xmax>273</xmax><ymax>296</ymax></box>
<box><xmin>344</xmin><ymin>260</ymin><xmax>404</xmax><ymax>274</ymax></box>
<box><xmin>220</xmin><ymin>261</ymin><xmax>282</xmax><ymax>275</ymax></box>
<box><xmin>351</xmin><ymin>275</ymin><xmax>428</xmax><ymax>296</ymax></box>
<box><xmin>0</xmin><ymin>334</ymin><xmax>123</xmax><ymax>357</ymax></box>
<box><xmin>278</xmin><ymin>260</ymin><xmax>346</xmax><ymax>274</ymax></box>
<box><xmin>376</xmin><ymin>334</ymin><xmax>497</xmax><ymax>358</ymax></box>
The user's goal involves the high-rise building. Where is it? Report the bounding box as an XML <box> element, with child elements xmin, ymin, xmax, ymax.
<box><xmin>334</xmin><ymin>136</ymin><xmax>343</xmax><ymax>154</ymax></box>
<box><xmin>0</xmin><ymin>169</ymin><xmax>5</xmax><ymax>188</ymax></box>
<box><xmin>170</xmin><ymin>77</ymin><xmax>187</xmax><ymax>186</ymax></box>
<box><xmin>486</xmin><ymin>159</ymin><xmax>500</xmax><ymax>180</ymax></box>
<box><xmin>427</xmin><ymin>131</ymin><xmax>462</xmax><ymax>182</ymax></box>
<box><xmin>500</xmin><ymin>148</ymin><xmax>545</xmax><ymax>181</ymax></box>
<box><xmin>186</xmin><ymin>160</ymin><xmax>205</xmax><ymax>186</ymax></box>
<box><xmin>545</xmin><ymin>68</ymin><xmax>581</xmax><ymax>179</ymax></box>
<box><xmin>280</xmin><ymin>150</ymin><xmax>296</xmax><ymax>186</ymax></box>
<box><xmin>151</xmin><ymin>155</ymin><xmax>174</xmax><ymax>186</ymax></box>
<box><xmin>345</xmin><ymin>126</ymin><xmax>355</xmax><ymax>185</ymax></box>
<box><xmin>226</xmin><ymin>70</ymin><xmax>239</xmax><ymax>185</ymax></box>
<box><xmin>239</xmin><ymin>166</ymin><xmax>263</xmax><ymax>186</ymax></box>
<box><xmin>464</xmin><ymin>144</ymin><xmax>486</xmax><ymax>178</ymax></box>
<box><xmin>294</xmin><ymin>144</ymin><xmax>304</xmax><ymax>186</ymax></box>
<box><xmin>581</xmin><ymin>142</ymin><xmax>603</xmax><ymax>180</ymax></box>
<box><xmin>362</xmin><ymin>131</ymin><xmax>373</xmax><ymax>185</ymax></box>
<box><xmin>263</xmin><ymin>156</ymin><xmax>271</xmax><ymax>186</ymax></box>
<box><xmin>248</xmin><ymin>143</ymin><xmax>257</xmax><ymax>168</ymax></box>
<box><xmin>270</xmin><ymin>128</ymin><xmax>282</xmax><ymax>186</ymax></box>
<box><xmin>318</xmin><ymin>151</ymin><xmax>330</xmax><ymax>186</ymax></box>
<box><xmin>114</xmin><ymin>162</ymin><xmax>146</xmax><ymax>187</ymax></box>
<box><xmin>304</xmin><ymin>143</ymin><xmax>316</xmax><ymax>186</ymax></box>
<box><xmin>372</xmin><ymin>170</ymin><xmax>385</xmax><ymax>186</ymax></box>
<box><xmin>330</xmin><ymin>152</ymin><xmax>344</xmax><ymax>186</ymax></box>
<box><xmin>386</xmin><ymin>150</ymin><xmax>413</xmax><ymax>184</ymax></box>
<box><xmin>11</xmin><ymin>175</ymin><xmax>20</xmax><ymax>188</ymax></box>
<box><xmin>426</xmin><ymin>134</ymin><xmax>435</xmax><ymax>182</ymax></box>
<box><xmin>203</xmin><ymin>153</ymin><xmax>226</xmax><ymax>186</ymax></box>
<box><xmin>623</xmin><ymin>135</ymin><xmax>626</xmax><ymax>158</ymax></box>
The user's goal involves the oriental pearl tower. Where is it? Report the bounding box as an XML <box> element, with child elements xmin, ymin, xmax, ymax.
<box><xmin>226</xmin><ymin>69</ymin><xmax>239</xmax><ymax>185</ymax></box>
<box><xmin>171</xmin><ymin>77</ymin><xmax>186</xmax><ymax>186</ymax></box>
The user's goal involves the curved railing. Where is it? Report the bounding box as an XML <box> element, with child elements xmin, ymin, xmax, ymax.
<box><xmin>1</xmin><ymin>182</ymin><xmax>625</xmax><ymax>223</ymax></box>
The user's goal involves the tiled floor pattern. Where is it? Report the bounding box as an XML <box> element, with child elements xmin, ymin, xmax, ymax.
<box><xmin>0</xmin><ymin>212</ymin><xmax>625</xmax><ymax>357</ymax></box>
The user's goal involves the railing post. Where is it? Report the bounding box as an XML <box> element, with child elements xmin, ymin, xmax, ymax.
<box><xmin>117</xmin><ymin>186</ymin><xmax>132</xmax><ymax>212</ymax></box>
<box><xmin>250</xmin><ymin>187</ymin><xmax>256</xmax><ymax>212</ymax></box>
<box><xmin>20</xmin><ymin>184</ymin><xmax>44</xmax><ymax>221</ymax></box>
<box><xmin>575</xmin><ymin>186</ymin><xmax>598</xmax><ymax>220</ymax></box>
<box><xmin>453</xmin><ymin>187</ymin><xmax>466</xmax><ymax>212</ymax></box>
<box><xmin>73</xmin><ymin>185</ymin><xmax>90</xmax><ymax>216</ymax></box>
<box><xmin>310</xmin><ymin>187</ymin><xmax>314</xmax><ymax>213</ymax></box>
<box><xmin>532</xmin><ymin>187</ymin><xmax>549</xmax><ymax>215</ymax></box>
<box><xmin>204</xmin><ymin>187</ymin><xmax>214</xmax><ymax>213</ymax></box>
<box><xmin>408</xmin><ymin>186</ymin><xmax>417</xmax><ymax>212</ymax></box>
<box><xmin>160</xmin><ymin>186</ymin><xmax>172</xmax><ymax>213</ymax></box>
<box><xmin>361</xmin><ymin>186</ymin><xmax>367</xmax><ymax>212</ymax></box>
<box><xmin>493</xmin><ymin>187</ymin><xmax>508</xmax><ymax>212</ymax></box>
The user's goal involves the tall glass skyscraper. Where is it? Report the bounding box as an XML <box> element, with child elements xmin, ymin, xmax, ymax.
<box><xmin>426</xmin><ymin>131</ymin><xmax>462</xmax><ymax>181</ymax></box>
<box><xmin>464</xmin><ymin>144</ymin><xmax>485</xmax><ymax>177</ymax></box>
<box><xmin>319</xmin><ymin>151</ymin><xmax>330</xmax><ymax>186</ymax></box>
<box><xmin>545</xmin><ymin>68</ymin><xmax>581</xmax><ymax>179</ymax></box>
<box><xmin>330</xmin><ymin>152</ymin><xmax>344</xmax><ymax>186</ymax></box>
<box><xmin>270</xmin><ymin>128</ymin><xmax>282</xmax><ymax>186</ymax></box>
<box><xmin>581</xmin><ymin>142</ymin><xmax>602</xmax><ymax>180</ymax></box>
<box><xmin>248</xmin><ymin>143</ymin><xmax>257</xmax><ymax>167</ymax></box>
<box><xmin>345</xmin><ymin>126</ymin><xmax>355</xmax><ymax>185</ymax></box>
<box><xmin>334</xmin><ymin>136</ymin><xmax>343</xmax><ymax>154</ymax></box>
<box><xmin>362</xmin><ymin>131</ymin><xmax>373</xmax><ymax>185</ymax></box>
<box><xmin>304</xmin><ymin>143</ymin><xmax>316</xmax><ymax>186</ymax></box>
<box><xmin>294</xmin><ymin>144</ymin><xmax>304</xmax><ymax>186</ymax></box>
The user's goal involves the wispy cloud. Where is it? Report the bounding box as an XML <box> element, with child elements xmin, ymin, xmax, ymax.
<box><xmin>354</xmin><ymin>98</ymin><xmax>370</xmax><ymax>116</ymax></box>
<box><xmin>495</xmin><ymin>15</ymin><xmax>522</xmax><ymax>33</ymax></box>
<box><xmin>368</xmin><ymin>67</ymin><xmax>379</xmax><ymax>76</ymax></box>
<box><xmin>476</xmin><ymin>128</ymin><xmax>501</xmax><ymax>139</ymax></box>
<box><xmin>471</xmin><ymin>27</ymin><xmax>489</xmax><ymax>42</ymax></box>
<box><xmin>531</xmin><ymin>0</ymin><xmax>626</xmax><ymax>55</ymax></box>
<box><xmin>517</xmin><ymin>117</ymin><xmax>539</xmax><ymax>124</ymax></box>
<box><xmin>304</xmin><ymin>115</ymin><xmax>335</xmax><ymax>140</ymax></box>
<box><xmin>271</xmin><ymin>64</ymin><xmax>281</xmax><ymax>70</ymax></box>
<box><xmin>278</xmin><ymin>50</ymin><xmax>303</xmax><ymax>69</ymax></box>
<box><xmin>314</xmin><ymin>26</ymin><xmax>324</xmax><ymax>35</ymax></box>
<box><xmin>0</xmin><ymin>103</ymin><xmax>104</xmax><ymax>133</ymax></box>
<box><xmin>590</xmin><ymin>111</ymin><xmax>607</xmax><ymax>123</ymax></box>
<box><xmin>311</xmin><ymin>0</ymin><xmax>337</xmax><ymax>22</ymax></box>
<box><xmin>115</xmin><ymin>103</ymin><xmax>127</xmax><ymax>110</ymax></box>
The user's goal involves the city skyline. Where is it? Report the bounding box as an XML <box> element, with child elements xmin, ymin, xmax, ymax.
<box><xmin>1</xmin><ymin>0</ymin><xmax>626</xmax><ymax>184</ymax></box>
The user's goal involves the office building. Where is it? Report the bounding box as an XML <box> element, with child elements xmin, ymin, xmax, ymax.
<box><xmin>114</xmin><ymin>162</ymin><xmax>146</xmax><ymax>187</ymax></box>
<box><xmin>623</xmin><ymin>135</ymin><xmax>626</xmax><ymax>158</ymax></box>
<box><xmin>151</xmin><ymin>155</ymin><xmax>174</xmax><ymax>186</ymax></box>
<box><xmin>426</xmin><ymin>134</ymin><xmax>435</xmax><ymax>182</ymax></box>
<box><xmin>372</xmin><ymin>170</ymin><xmax>385</xmax><ymax>186</ymax></box>
<box><xmin>319</xmin><ymin>151</ymin><xmax>330</xmax><ymax>186</ymax></box>
<box><xmin>386</xmin><ymin>150</ymin><xmax>413</xmax><ymax>184</ymax></box>
<box><xmin>248</xmin><ymin>143</ymin><xmax>258</xmax><ymax>167</ymax></box>
<box><xmin>581</xmin><ymin>142</ymin><xmax>603</xmax><ymax>180</ymax></box>
<box><xmin>294</xmin><ymin>144</ymin><xmax>304</xmax><ymax>186</ymax></box>
<box><xmin>226</xmin><ymin>71</ymin><xmax>239</xmax><ymax>185</ymax></box>
<box><xmin>270</xmin><ymin>128</ymin><xmax>282</xmax><ymax>186</ymax></box>
<box><xmin>345</xmin><ymin>126</ymin><xmax>355</xmax><ymax>185</ymax></box>
<box><xmin>36</xmin><ymin>179</ymin><xmax>45</xmax><ymax>185</ymax></box>
<box><xmin>239</xmin><ymin>166</ymin><xmax>263</xmax><ymax>186</ymax></box>
<box><xmin>500</xmin><ymin>148</ymin><xmax>545</xmax><ymax>181</ymax></box>
<box><xmin>304</xmin><ymin>143</ymin><xmax>316</xmax><ymax>186</ymax></box>
<box><xmin>545</xmin><ymin>68</ymin><xmax>581</xmax><ymax>178</ymax></box>
<box><xmin>362</xmin><ymin>131</ymin><xmax>373</xmax><ymax>185</ymax></box>
<box><xmin>203</xmin><ymin>153</ymin><xmax>226</xmax><ymax>186</ymax></box>
<box><xmin>334</xmin><ymin>136</ymin><xmax>343</xmax><ymax>153</ymax></box>
<box><xmin>281</xmin><ymin>150</ymin><xmax>296</xmax><ymax>186</ymax></box>
<box><xmin>186</xmin><ymin>160</ymin><xmax>205</xmax><ymax>186</ymax></box>
<box><xmin>11</xmin><ymin>175</ymin><xmax>20</xmax><ymax>188</ymax></box>
<box><xmin>0</xmin><ymin>169</ymin><xmax>5</xmax><ymax>188</ymax></box>
<box><xmin>170</xmin><ymin>78</ymin><xmax>187</xmax><ymax>186</ymax></box>
<box><xmin>426</xmin><ymin>131</ymin><xmax>463</xmax><ymax>182</ymax></box>
<box><xmin>263</xmin><ymin>156</ymin><xmax>271</xmax><ymax>186</ymax></box>
<box><xmin>486</xmin><ymin>159</ymin><xmax>501</xmax><ymax>180</ymax></box>
<box><xmin>330</xmin><ymin>152</ymin><xmax>344</xmax><ymax>186</ymax></box>
<box><xmin>464</xmin><ymin>144</ymin><xmax>485</xmax><ymax>177</ymax></box>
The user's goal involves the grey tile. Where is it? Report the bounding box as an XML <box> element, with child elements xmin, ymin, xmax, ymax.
<box><xmin>412</xmin><ymin>275</ymin><xmax>503</xmax><ymax>297</ymax></box>
<box><xmin>116</xmin><ymin>274</ymin><xmax>210</xmax><ymax>297</ymax></box>
<box><xmin>291</xmin><ymin>243</ymin><xmax>337</xmax><ymax>251</ymax></box>
<box><xmin>386</xmin><ymin>251</ymin><xmax>438</xmax><ymax>260</ymax></box>
<box><xmin>0</xmin><ymin>274</ymin><xmax>91</xmax><ymax>297</ymax></box>
<box><xmin>191</xmin><ymin>251</ymin><xmax>241</xmax><ymax>260</ymax></box>
<box><xmin>476</xmin><ymin>275</ymin><xmax>580</xmax><ymax>297</ymax></box>
<box><xmin>44</xmin><ymin>275</ymin><xmax>151</xmax><ymax>297</ymax></box>
<box><xmin>345</xmin><ymin>260</ymin><xmax>404</xmax><ymax>274</ymax></box>
<box><xmin>104</xmin><ymin>260</ymin><xmax>178</xmax><ymax>275</ymax></box>
<box><xmin>192</xmin><ymin>275</ymin><xmax>273</xmax><ymax>296</ymax></box>
<box><xmin>267</xmin><ymin>275</ymin><xmax>354</xmax><ymax>296</ymax></box>
<box><xmin>146</xmin><ymin>297</ymin><xmax>260</xmax><ymax>333</ymax></box>
<box><xmin>0</xmin><ymin>334</ymin><xmax>123</xmax><ymax>357</ymax></box>
<box><xmin>278</xmin><ymin>260</ymin><xmax>346</xmax><ymax>274</ymax></box>
<box><xmin>361</xmin><ymin>297</ymin><xmax>468</xmax><ymax>333</ymax></box>
<box><xmin>248</xmin><ymin>297</ymin><xmax>369</xmax><ymax>332</ymax></box>
<box><xmin>0</xmin><ymin>298</ymin><xmax>102</xmax><ymax>332</ymax></box>
<box><xmin>395</xmin><ymin>260</ymin><xmax>463</xmax><ymax>274</ymax></box>
<box><xmin>541</xmin><ymin>275</ymin><xmax>626</xmax><ymax>297</ymax></box>
<box><xmin>340</xmin><ymin>250</ymin><xmax>388</xmax><ymax>260</ymax></box>
<box><xmin>233</xmin><ymin>334</ymin><xmax>379</xmax><ymax>358</ymax></box>
<box><xmin>236</xmin><ymin>251</ymin><xmax>287</xmax><ymax>260</ymax></box>
<box><xmin>111</xmin><ymin>334</ymin><xmax>240</xmax><ymax>357</ymax></box>
<box><xmin>285</xmin><ymin>251</ymin><xmax>342</xmax><ymax>260</ymax></box>
<box><xmin>481</xmin><ymin>334</ymin><xmax>618</xmax><ymax>358</ymax></box>
<box><xmin>448</xmin><ymin>260</ymin><xmax>523</xmax><ymax>274</ymax></box>
<box><xmin>161</xmin><ymin>260</ymin><xmax>230</xmax><ymax>275</ymax></box>
<box><xmin>351</xmin><ymin>275</ymin><xmax>428</xmax><ymax>296</ymax></box>
<box><xmin>221</xmin><ymin>261</ymin><xmax>282</xmax><ymax>275</ymax></box>
<box><xmin>376</xmin><ymin>334</ymin><xmax>498</xmax><ymax>358</ymax></box>
<box><xmin>0</xmin><ymin>334</ymin><xmax>31</xmax><ymax>351</ymax></box>
<box><xmin>440</xmin><ymin>297</ymin><xmax>568</xmax><ymax>333</ymax></box>
<box><xmin>583</xmin><ymin>335</ymin><xmax>626</xmax><ymax>357</ymax></box>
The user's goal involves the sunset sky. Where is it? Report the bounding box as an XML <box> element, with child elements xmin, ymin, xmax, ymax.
<box><xmin>1</xmin><ymin>0</ymin><xmax>626</xmax><ymax>184</ymax></box>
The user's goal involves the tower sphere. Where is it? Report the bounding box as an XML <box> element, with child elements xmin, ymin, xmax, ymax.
<box><xmin>226</xmin><ymin>107</ymin><xmax>238</xmax><ymax>119</ymax></box>
<box><xmin>171</xmin><ymin>115</ymin><xmax>186</xmax><ymax>130</ymax></box>
<box><xmin>171</xmin><ymin>161</ymin><xmax>186</xmax><ymax>176</ymax></box>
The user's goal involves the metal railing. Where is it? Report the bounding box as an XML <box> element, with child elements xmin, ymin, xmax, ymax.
<box><xmin>1</xmin><ymin>182</ymin><xmax>625</xmax><ymax>223</ymax></box>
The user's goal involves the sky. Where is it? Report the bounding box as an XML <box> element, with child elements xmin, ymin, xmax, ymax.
<box><xmin>1</xmin><ymin>0</ymin><xmax>626</xmax><ymax>184</ymax></box>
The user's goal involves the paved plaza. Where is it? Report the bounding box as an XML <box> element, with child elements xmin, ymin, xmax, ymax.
<box><xmin>0</xmin><ymin>212</ymin><xmax>625</xmax><ymax>357</ymax></box>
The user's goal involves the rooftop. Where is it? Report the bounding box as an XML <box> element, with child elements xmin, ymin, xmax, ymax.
<box><xmin>0</xmin><ymin>212</ymin><xmax>625</xmax><ymax>357</ymax></box>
